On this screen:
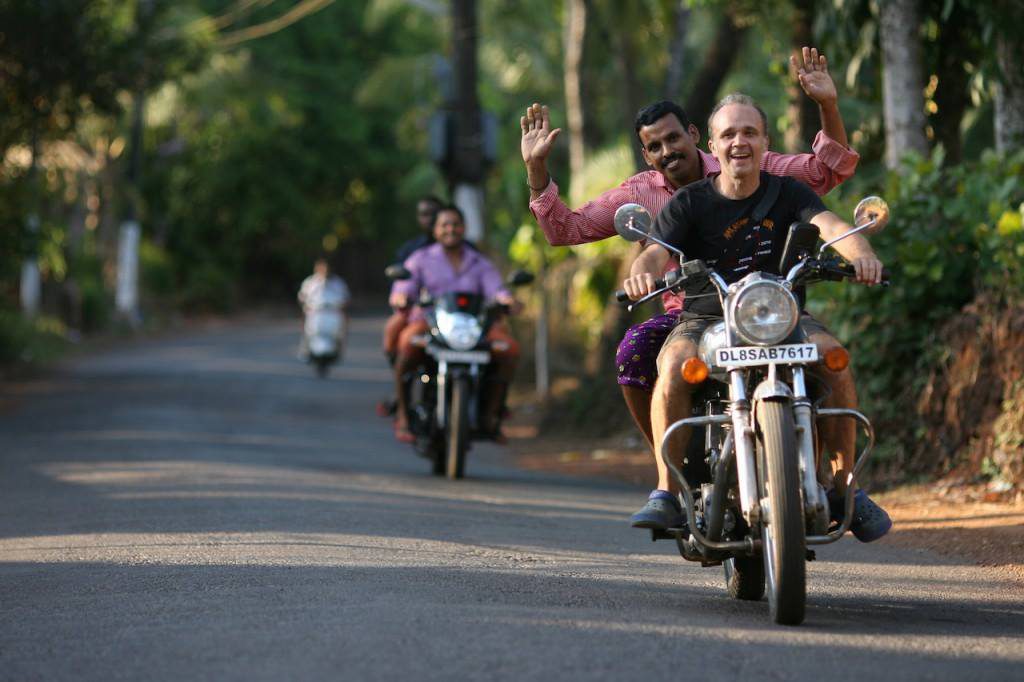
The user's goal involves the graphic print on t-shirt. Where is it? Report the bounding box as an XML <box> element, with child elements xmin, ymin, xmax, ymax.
<box><xmin>706</xmin><ymin>216</ymin><xmax>776</xmax><ymax>281</ymax></box>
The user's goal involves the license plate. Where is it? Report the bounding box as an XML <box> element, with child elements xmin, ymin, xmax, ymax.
<box><xmin>429</xmin><ymin>348</ymin><xmax>490</xmax><ymax>364</ymax></box>
<box><xmin>715</xmin><ymin>344</ymin><xmax>818</xmax><ymax>367</ymax></box>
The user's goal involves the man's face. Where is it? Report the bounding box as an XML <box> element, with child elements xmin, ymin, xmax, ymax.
<box><xmin>416</xmin><ymin>202</ymin><xmax>438</xmax><ymax>231</ymax></box>
<box><xmin>707</xmin><ymin>104</ymin><xmax>768</xmax><ymax>182</ymax></box>
<box><xmin>314</xmin><ymin>261</ymin><xmax>328</xmax><ymax>278</ymax></box>
<box><xmin>638</xmin><ymin>114</ymin><xmax>702</xmax><ymax>189</ymax></box>
<box><xmin>433</xmin><ymin>209</ymin><xmax>465</xmax><ymax>249</ymax></box>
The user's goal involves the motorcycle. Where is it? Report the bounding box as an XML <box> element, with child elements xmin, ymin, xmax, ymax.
<box><xmin>385</xmin><ymin>266</ymin><xmax>533</xmax><ymax>479</ymax></box>
<box><xmin>302</xmin><ymin>287</ymin><xmax>348</xmax><ymax>378</ymax></box>
<box><xmin>613</xmin><ymin>197</ymin><xmax>890</xmax><ymax>625</ymax></box>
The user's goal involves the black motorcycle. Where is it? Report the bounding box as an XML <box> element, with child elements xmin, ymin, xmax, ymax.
<box><xmin>385</xmin><ymin>267</ymin><xmax>533</xmax><ymax>479</ymax></box>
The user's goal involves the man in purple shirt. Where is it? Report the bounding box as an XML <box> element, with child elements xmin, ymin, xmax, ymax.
<box><xmin>390</xmin><ymin>205</ymin><xmax>521</xmax><ymax>442</ymax></box>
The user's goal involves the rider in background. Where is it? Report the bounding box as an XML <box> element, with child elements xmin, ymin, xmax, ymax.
<box><xmin>297</xmin><ymin>257</ymin><xmax>350</xmax><ymax>353</ymax></box>
<box><xmin>382</xmin><ymin>195</ymin><xmax>443</xmax><ymax>368</ymax></box>
<box><xmin>389</xmin><ymin>205</ymin><xmax>521</xmax><ymax>443</ymax></box>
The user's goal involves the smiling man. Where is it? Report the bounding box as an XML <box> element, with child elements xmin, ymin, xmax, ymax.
<box><xmin>622</xmin><ymin>93</ymin><xmax>891</xmax><ymax>542</ymax></box>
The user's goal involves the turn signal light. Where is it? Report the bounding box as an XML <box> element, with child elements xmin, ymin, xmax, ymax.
<box><xmin>681</xmin><ymin>357</ymin><xmax>709</xmax><ymax>384</ymax></box>
<box><xmin>823</xmin><ymin>347</ymin><xmax>850</xmax><ymax>372</ymax></box>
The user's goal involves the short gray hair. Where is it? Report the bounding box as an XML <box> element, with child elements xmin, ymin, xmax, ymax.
<box><xmin>707</xmin><ymin>93</ymin><xmax>768</xmax><ymax>137</ymax></box>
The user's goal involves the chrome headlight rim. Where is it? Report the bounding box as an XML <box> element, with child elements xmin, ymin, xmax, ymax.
<box><xmin>728</xmin><ymin>279</ymin><xmax>799</xmax><ymax>346</ymax></box>
<box><xmin>435</xmin><ymin>309</ymin><xmax>483</xmax><ymax>351</ymax></box>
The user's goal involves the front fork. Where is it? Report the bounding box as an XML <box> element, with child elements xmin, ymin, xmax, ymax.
<box><xmin>731</xmin><ymin>364</ymin><xmax>826</xmax><ymax>531</ymax></box>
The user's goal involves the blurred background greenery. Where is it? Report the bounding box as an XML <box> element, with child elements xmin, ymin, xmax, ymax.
<box><xmin>2</xmin><ymin>0</ymin><xmax>1021</xmax><ymax>487</ymax></box>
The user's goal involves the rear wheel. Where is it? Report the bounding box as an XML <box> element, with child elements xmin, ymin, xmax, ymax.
<box><xmin>314</xmin><ymin>358</ymin><xmax>330</xmax><ymax>378</ymax></box>
<box><xmin>445</xmin><ymin>376</ymin><xmax>470</xmax><ymax>479</ymax></box>
<box><xmin>756</xmin><ymin>399</ymin><xmax>806</xmax><ymax>625</ymax></box>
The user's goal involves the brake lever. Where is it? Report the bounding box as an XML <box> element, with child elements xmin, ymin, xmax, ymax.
<box><xmin>627</xmin><ymin>284</ymin><xmax>674</xmax><ymax>312</ymax></box>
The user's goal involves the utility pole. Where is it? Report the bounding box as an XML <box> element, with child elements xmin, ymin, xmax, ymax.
<box><xmin>448</xmin><ymin>0</ymin><xmax>485</xmax><ymax>243</ymax></box>
<box><xmin>116</xmin><ymin>0</ymin><xmax>151</xmax><ymax>326</ymax></box>
<box><xmin>20</xmin><ymin>121</ymin><xmax>41</xmax><ymax>317</ymax></box>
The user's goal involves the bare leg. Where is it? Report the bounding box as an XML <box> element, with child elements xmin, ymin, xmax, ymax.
<box><xmin>651</xmin><ymin>340</ymin><xmax>697</xmax><ymax>492</ymax></box>
<box><xmin>809</xmin><ymin>331</ymin><xmax>857</xmax><ymax>495</ymax></box>
<box><xmin>621</xmin><ymin>385</ymin><xmax>654</xmax><ymax>449</ymax></box>
<box><xmin>393</xmin><ymin>354</ymin><xmax>416</xmax><ymax>432</ymax></box>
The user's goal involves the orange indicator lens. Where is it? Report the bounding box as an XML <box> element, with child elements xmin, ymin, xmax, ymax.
<box><xmin>681</xmin><ymin>357</ymin><xmax>709</xmax><ymax>384</ymax></box>
<box><xmin>823</xmin><ymin>347</ymin><xmax>850</xmax><ymax>372</ymax></box>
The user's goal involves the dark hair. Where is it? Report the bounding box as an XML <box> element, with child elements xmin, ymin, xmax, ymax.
<box><xmin>433</xmin><ymin>203</ymin><xmax>464</xmax><ymax>226</ymax></box>
<box><xmin>634</xmin><ymin>101</ymin><xmax>691</xmax><ymax>141</ymax></box>
<box><xmin>707</xmin><ymin>93</ymin><xmax>769</xmax><ymax>138</ymax></box>
<box><xmin>418</xmin><ymin>195</ymin><xmax>443</xmax><ymax>208</ymax></box>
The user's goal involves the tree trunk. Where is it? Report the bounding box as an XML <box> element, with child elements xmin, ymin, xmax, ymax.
<box><xmin>784</xmin><ymin>0</ymin><xmax>819</xmax><ymax>152</ymax></box>
<box><xmin>663</xmin><ymin>1</ymin><xmax>691</xmax><ymax>98</ymax></box>
<box><xmin>614</xmin><ymin>18</ymin><xmax>646</xmax><ymax>172</ymax></box>
<box><xmin>878</xmin><ymin>0</ymin><xmax>929</xmax><ymax>169</ymax></box>
<box><xmin>931</xmin><ymin>3</ymin><xmax>974</xmax><ymax>164</ymax></box>
<box><xmin>563</xmin><ymin>0</ymin><xmax>586</xmax><ymax>204</ymax></box>
<box><xmin>449</xmin><ymin>0</ymin><xmax>486</xmax><ymax>241</ymax></box>
<box><xmin>685</xmin><ymin>11</ymin><xmax>748</xmax><ymax>140</ymax></box>
<box><xmin>994</xmin><ymin>21</ymin><xmax>1024</xmax><ymax>154</ymax></box>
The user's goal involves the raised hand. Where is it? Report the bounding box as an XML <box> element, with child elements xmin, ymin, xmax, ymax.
<box><xmin>520</xmin><ymin>103</ymin><xmax>561</xmax><ymax>169</ymax></box>
<box><xmin>790</xmin><ymin>46</ymin><xmax>837</xmax><ymax>107</ymax></box>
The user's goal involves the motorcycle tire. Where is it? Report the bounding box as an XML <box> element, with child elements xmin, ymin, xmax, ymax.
<box><xmin>445</xmin><ymin>376</ymin><xmax>470</xmax><ymax>479</ymax></box>
<box><xmin>756</xmin><ymin>399</ymin><xmax>806</xmax><ymax>626</ymax></box>
<box><xmin>314</xmin><ymin>359</ymin><xmax>330</xmax><ymax>378</ymax></box>
<box><xmin>723</xmin><ymin>554</ymin><xmax>765</xmax><ymax>601</ymax></box>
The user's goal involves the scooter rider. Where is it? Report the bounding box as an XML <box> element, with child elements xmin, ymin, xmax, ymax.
<box><xmin>622</xmin><ymin>93</ymin><xmax>892</xmax><ymax>542</ymax></box>
<box><xmin>297</xmin><ymin>257</ymin><xmax>350</xmax><ymax>355</ymax></box>
<box><xmin>389</xmin><ymin>204</ymin><xmax>521</xmax><ymax>443</ymax></box>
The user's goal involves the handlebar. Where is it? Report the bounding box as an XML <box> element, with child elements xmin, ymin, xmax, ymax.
<box><xmin>615</xmin><ymin>277</ymin><xmax>667</xmax><ymax>303</ymax></box>
<box><xmin>823</xmin><ymin>261</ymin><xmax>891</xmax><ymax>285</ymax></box>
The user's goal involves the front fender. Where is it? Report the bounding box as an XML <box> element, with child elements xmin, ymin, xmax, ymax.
<box><xmin>752</xmin><ymin>379</ymin><xmax>794</xmax><ymax>401</ymax></box>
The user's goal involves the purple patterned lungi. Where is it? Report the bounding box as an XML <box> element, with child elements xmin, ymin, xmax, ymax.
<box><xmin>616</xmin><ymin>311</ymin><xmax>680</xmax><ymax>389</ymax></box>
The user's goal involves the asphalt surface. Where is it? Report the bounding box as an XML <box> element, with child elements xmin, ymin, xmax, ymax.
<box><xmin>1</xmin><ymin>313</ymin><xmax>1021</xmax><ymax>681</ymax></box>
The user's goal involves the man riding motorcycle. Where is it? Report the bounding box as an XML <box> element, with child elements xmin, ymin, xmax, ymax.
<box><xmin>389</xmin><ymin>204</ymin><xmax>521</xmax><ymax>443</ymax></box>
<box><xmin>622</xmin><ymin>93</ymin><xmax>891</xmax><ymax>542</ymax></box>
<box><xmin>522</xmin><ymin>47</ymin><xmax>867</xmax><ymax>529</ymax></box>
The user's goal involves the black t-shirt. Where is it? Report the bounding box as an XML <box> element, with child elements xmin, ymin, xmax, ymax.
<box><xmin>652</xmin><ymin>172</ymin><xmax>826</xmax><ymax>314</ymax></box>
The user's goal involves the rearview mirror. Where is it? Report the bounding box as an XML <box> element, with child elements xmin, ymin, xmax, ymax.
<box><xmin>613</xmin><ymin>203</ymin><xmax>652</xmax><ymax>242</ymax></box>
<box><xmin>852</xmin><ymin>196</ymin><xmax>890</xmax><ymax>236</ymax></box>
<box><xmin>385</xmin><ymin>264</ymin><xmax>411</xmax><ymax>281</ymax></box>
<box><xmin>507</xmin><ymin>270</ymin><xmax>534</xmax><ymax>287</ymax></box>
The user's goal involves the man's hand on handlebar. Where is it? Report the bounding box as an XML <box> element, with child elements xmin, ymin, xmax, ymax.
<box><xmin>388</xmin><ymin>292</ymin><xmax>409</xmax><ymax>309</ymax></box>
<box><xmin>622</xmin><ymin>273</ymin><xmax>661</xmax><ymax>301</ymax></box>
<box><xmin>849</xmin><ymin>255</ymin><xmax>883</xmax><ymax>286</ymax></box>
<box><xmin>495</xmin><ymin>291</ymin><xmax>524</xmax><ymax>315</ymax></box>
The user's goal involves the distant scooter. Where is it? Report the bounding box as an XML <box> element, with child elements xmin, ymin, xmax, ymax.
<box><xmin>299</xmin><ymin>269</ymin><xmax>350</xmax><ymax>378</ymax></box>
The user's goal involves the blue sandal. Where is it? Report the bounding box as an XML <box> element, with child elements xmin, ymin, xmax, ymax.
<box><xmin>630</xmin><ymin>490</ymin><xmax>684</xmax><ymax>530</ymax></box>
<box><xmin>829</xmin><ymin>488</ymin><xmax>892</xmax><ymax>543</ymax></box>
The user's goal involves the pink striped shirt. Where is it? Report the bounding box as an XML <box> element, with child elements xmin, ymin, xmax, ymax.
<box><xmin>529</xmin><ymin>131</ymin><xmax>859</xmax><ymax>311</ymax></box>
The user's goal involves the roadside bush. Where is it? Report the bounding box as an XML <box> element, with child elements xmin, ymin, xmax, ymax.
<box><xmin>809</xmin><ymin>149</ymin><xmax>1024</xmax><ymax>479</ymax></box>
<box><xmin>0</xmin><ymin>308</ymin><xmax>67</xmax><ymax>370</ymax></box>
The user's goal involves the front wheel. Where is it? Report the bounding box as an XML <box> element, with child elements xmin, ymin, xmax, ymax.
<box><xmin>724</xmin><ymin>555</ymin><xmax>765</xmax><ymax>601</ymax></box>
<box><xmin>756</xmin><ymin>399</ymin><xmax>806</xmax><ymax>625</ymax></box>
<box><xmin>445</xmin><ymin>376</ymin><xmax>470</xmax><ymax>479</ymax></box>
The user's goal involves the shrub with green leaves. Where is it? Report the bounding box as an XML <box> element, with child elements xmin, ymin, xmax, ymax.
<box><xmin>809</xmin><ymin>149</ymin><xmax>1024</xmax><ymax>470</ymax></box>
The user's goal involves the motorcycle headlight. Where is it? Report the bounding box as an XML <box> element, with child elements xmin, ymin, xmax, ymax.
<box><xmin>698</xmin><ymin>320</ymin><xmax>729</xmax><ymax>369</ymax></box>
<box><xmin>435</xmin><ymin>309</ymin><xmax>483</xmax><ymax>351</ymax></box>
<box><xmin>729</xmin><ymin>279</ymin><xmax>798</xmax><ymax>345</ymax></box>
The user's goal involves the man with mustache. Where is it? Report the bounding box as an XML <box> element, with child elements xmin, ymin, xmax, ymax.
<box><xmin>521</xmin><ymin>48</ymin><xmax>864</xmax><ymax>529</ymax></box>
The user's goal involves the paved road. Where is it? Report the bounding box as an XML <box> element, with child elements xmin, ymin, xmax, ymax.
<box><xmin>1</xmin><ymin>314</ymin><xmax>1021</xmax><ymax>681</ymax></box>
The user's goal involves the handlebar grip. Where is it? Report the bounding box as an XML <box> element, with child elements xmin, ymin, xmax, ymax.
<box><xmin>615</xmin><ymin>277</ymin><xmax>667</xmax><ymax>303</ymax></box>
<box><xmin>831</xmin><ymin>263</ymin><xmax>892</xmax><ymax>284</ymax></box>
